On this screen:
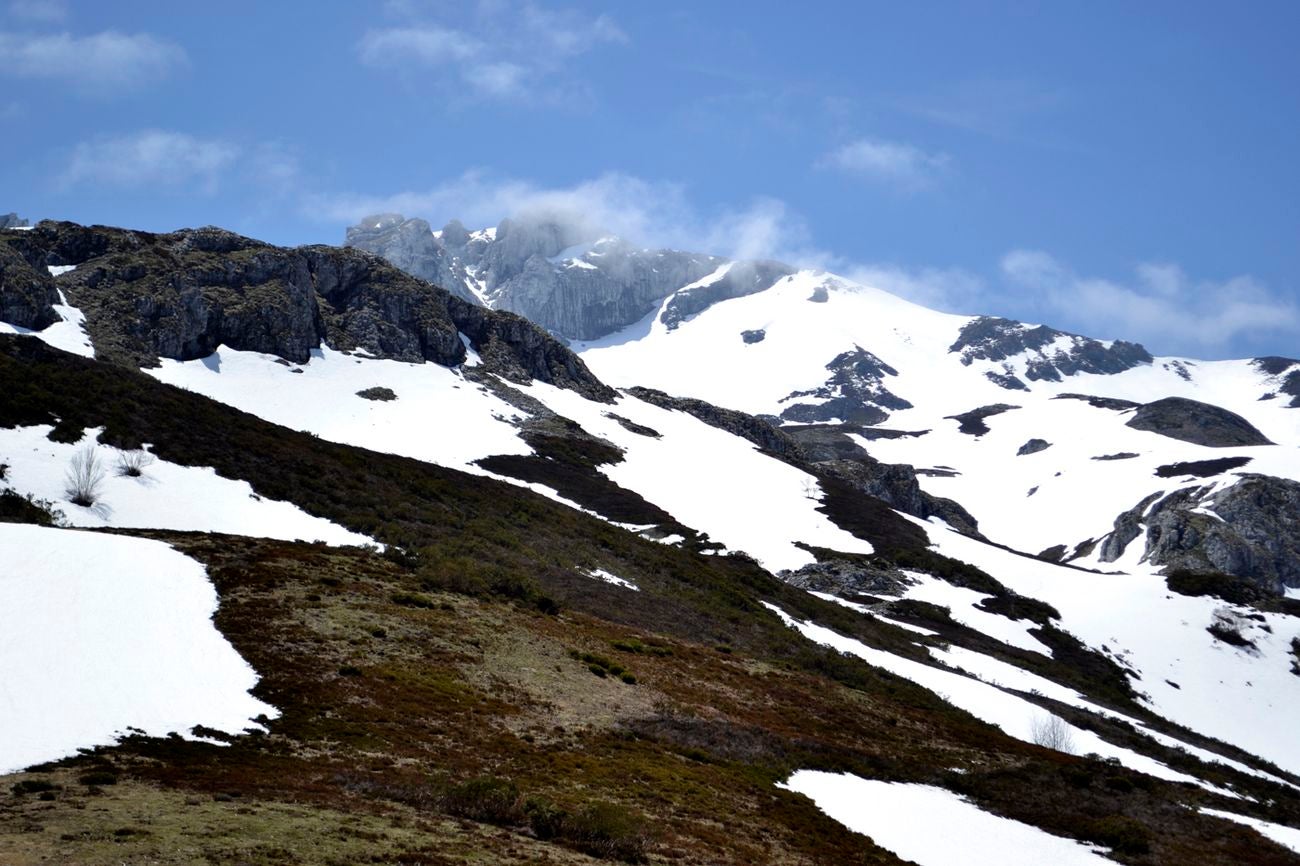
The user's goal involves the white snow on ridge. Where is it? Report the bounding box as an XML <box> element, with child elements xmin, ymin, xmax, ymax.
<box><xmin>0</xmin><ymin>292</ymin><xmax>94</xmax><ymax>359</ymax></box>
<box><xmin>915</xmin><ymin>516</ymin><xmax>1300</xmax><ymax>777</ymax></box>
<box><xmin>147</xmin><ymin>346</ymin><xmax>532</xmax><ymax>472</ymax></box>
<box><xmin>525</xmin><ymin>382</ymin><xmax>873</xmax><ymax>572</ymax></box>
<box><xmin>583</xmin><ymin>567</ymin><xmax>639</xmax><ymax>591</ymax></box>
<box><xmin>0</xmin><ymin>425</ymin><xmax>372</xmax><ymax>546</ymax></box>
<box><xmin>0</xmin><ymin>525</ymin><xmax>278</xmax><ymax>774</ymax></box>
<box><xmin>761</xmin><ymin>603</ymin><xmax>1216</xmax><ymax>788</ymax></box>
<box><xmin>779</xmin><ymin>771</ymin><xmax>1112</xmax><ymax>865</ymax></box>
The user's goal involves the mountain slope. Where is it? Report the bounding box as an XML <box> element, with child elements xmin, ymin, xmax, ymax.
<box><xmin>3</xmin><ymin>218</ymin><xmax>1300</xmax><ymax>864</ymax></box>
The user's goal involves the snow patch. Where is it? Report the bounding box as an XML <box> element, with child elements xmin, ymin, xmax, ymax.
<box><xmin>779</xmin><ymin>771</ymin><xmax>1112</xmax><ymax>865</ymax></box>
<box><xmin>0</xmin><ymin>525</ymin><xmax>278</xmax><ymax>773</ymax></box>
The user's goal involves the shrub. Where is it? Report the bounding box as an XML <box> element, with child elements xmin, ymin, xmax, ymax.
<box><xmin>524</xmin><ymin>796</ymin><xmax>568</xmax><ymax>840</ymax></box>
<box><xmin>11</xmin><ymin>779</ymin><xmax>57</xmax><ymax>796</ymax></box>
<box><xmin>442</xmin><ymin>776</ymin><xmax>525</xmax><ymax>826</ymax></box>
<box><xmin>1030</xmin><ymin>714</ymin><xmax>1075</xmax><ymax>754</ymax></box>
<box><xmin>78</xmin><ymin>771</ymin><xmax>118</xmax><ymax>786</ymax></box>
<box><xmin>564</xmin><ymin>801</ymin><xmax>650</xmax><ymax>863</ymax></box>
<box><xmin>1089</xmin><ymin>815</ymin><xmax>1151</xmax><ymax>855</ymax></box>
<box><xmin>64</xmin><ymin>444</ymin><xmax>106</xmax><ymax>506</ymax></box>
<box><xmin>115</xmin><ymin>448</ymin><xmax>154</xmax><ymax>478</ymax></box>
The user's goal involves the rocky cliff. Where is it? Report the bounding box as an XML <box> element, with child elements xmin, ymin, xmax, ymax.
<box><xmin>344</xmin><ymin>213</ymin><xmax>792</xmax><ymax>341</ymax></box>
<box><xmin>3</xmin><ymin>220</ymin><xmax>613</xmax><ymax>400</ymax></box>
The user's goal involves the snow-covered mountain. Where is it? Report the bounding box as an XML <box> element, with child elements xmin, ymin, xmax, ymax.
<box><xmin>3</xmin><ymin>217</ymin><xmax>1300</xmax><ymax>864</ymax></box>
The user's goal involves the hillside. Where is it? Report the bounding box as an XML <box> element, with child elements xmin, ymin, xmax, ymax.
<box><xmin>1</xmin><ymin>218</ymin><xmax>1299</xmax><ymax>864</ymax></box>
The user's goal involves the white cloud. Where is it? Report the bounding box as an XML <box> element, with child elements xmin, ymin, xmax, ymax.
<box><xmin>7</xmin><ymin>0</ymin><xmax>67</xmax><ymax>22</ymax></box>
<box><xmin>356</xmin><ymin>1</ymin><xmax>626</xmax><ymax>101</ymax></box>
<box><xmin>58</xmin><ymin>130</ymin><xmax>240</xmax><ymax>193</ymax></box>
<box><xmin>842</xmin><ymin>263</ymin><xmax>988</xmax><ymax>313</ymax></box>
<box><xmin>0</xmin><ymin>29</ymin><xmax>186</xmax><ymax>92</ymax></box>
<box><xmin>1001</xmin><ymin>249</ymin><xmax>1300</xmax><ymax>356</ymax></box>
<box><xmin>818</xmin><ymin>138</ymin><xmax>949</xmax><ymax>189</ymax></box>
<box><xmin>306</xmin><ymin>171</ymin><xmax>830</xmax><ymax>265</ymax></box>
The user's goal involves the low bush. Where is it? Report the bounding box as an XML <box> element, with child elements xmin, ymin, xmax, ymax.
<box><xmin>442</xmin><ymin>776</ymin><xmax>525</xmax><ymax>826</ymax></box>
<box><xmin>564</xmin><ymin>801</ymin><xmax>650</xmax><ymax>862</ymax></box>
<box><xmin>11</xmin><ymin>779</ymin><xmax>58</xmax><ymax>796</ymax></box>
<box><xmin>1088</xmin><ymin>815</ymin><xmax>1151</xmax><ymax>855</ymax></box>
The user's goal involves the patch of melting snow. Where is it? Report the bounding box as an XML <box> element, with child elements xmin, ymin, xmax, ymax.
<box><xmin>779</xmin><ymin>771</ymin><xmax>1113</xmax><ymax>865</ymax></box>
<box><xmin>582</xmin><ymin>568</ymin><xmax>639</xmax><ymax>591</ymax></box>
<box><xmin>0</xmin><ymin>525</ymin><xmax>279</xmax><ymax>774</ymax></box>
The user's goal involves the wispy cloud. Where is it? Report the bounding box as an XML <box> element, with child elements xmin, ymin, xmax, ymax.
<box><xmin>1000</xmin><ymin>250</ymin><xmax>1300</xmax><ymax>356</ymax></box>
<box><xmin>356</xmin><ymin>1</ymin><xmax>626</xmax><ymax>101</ymax></box>
<box><xmin>894</xmin><ymin>77</ymin><xmax>1064</xmax><ymax>140</ymax></box>
<box><xmin>7</xmin><ymin>0</ymin><xmax>67</xmax><ymax>22</ymax></box>
<box><xmin>817</xmin><ymin>138</ymin><xmax>949</xmax><ymax>190</ymax></box>
<box><xmin>306</xmin><ymin>171</ymin><xmax>829</xmax><ymax>265</ymax></box>
<box><xmin>58</xmin><ymin>131</ymin><xmax>238</xmax><ymax>193</ymax></box>
<box><xmin>0</xmin><ymin>29</ymin><xmax>186</xmax><ymax>92</ymax></box>
<box><xmin>57</xmin><ymin>129</ymin><xmax>300</xmax><ymax>199</ymax></box>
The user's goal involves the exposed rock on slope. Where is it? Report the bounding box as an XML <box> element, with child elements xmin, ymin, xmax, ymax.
<box><xmin>1099</xmin><ymin>476</ymin><xmax>1300</xmax><ymax>594</ymax></box>
<box><xmin>347</xmin><ymin>213</ymin><xmax>738</xmax><ymax>340</ymax></box>
<box><xmin>0</xmin><ymin>243</ymin><xmax>59</xmax><ymax>330</ymax></box>
<box><xmin>625</xmin><ymin>386</ymin><xmax>979</xmax><ymax>536</ymax></box>
<box><xmin>1255</xmin><ymin>356</ymin><xmax>1300</xmax><ymax>408</ymax></box>
<box><xmin>779</xmin><ymin>346</ymin><xmax>912</xmax><ymax>425</ymax></box>
<box><xmin>950</xmin><ymin>316</ymin><xmax>1152</xmax><ymax>385</ymax></box>
<box><xmin>1126</xmin><ymin>397</ymin><xmax>1274</xmax><ymax>447</ymax></box>
<box><xmin>6</xmin><ymin>221</ymin><xmax>613</xmax><ymax>400</ymax></box>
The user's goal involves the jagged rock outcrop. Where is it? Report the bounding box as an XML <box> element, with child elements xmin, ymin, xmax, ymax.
<box><xmin>626</xmin><ymin>386</ymin><xmax>805</xmax><ymax>461</ymax></box>
<box><xmin>779</xmin><ymin>346</ymin><xmax>912</xmax><ymax>425</ymax></box>
<box><xmin>950</xmin><ymin>316</ymin><xmax>1152</xmax><ymax>385</ymax></box>
<box><xmin>0</xmin><ymin>213</ymin><xmax>30</xmax><ymax>229</ymax></box>
<box><xmin>1126</xmin><ymin>397</ymin><xmax>1273</xmax><ymax>447</ymax></box>
<box><xmin>346</xmin><ymin>213</ymin><xmax>735</xmax><ymax>341</ymax></box>
<box><xmin>344</xmin><ymin>214</ymin><xmax>480</xmax><ymax>304</ymax></box>
<box><xmin>1098</xmin><ymin>476</ymin><xmax>1300</xmax><ymax>593</ymax></box>
<box><xmin>3</xmin><ymin>221</ymin><xmax>613</xmax><ymax>400</ymax></box>
<box><xmin>778</xmin><ymin>556</ymin><xmax>908</xmax><ymax>596</ymax></box>
<box><xmin>0</xmin><ymin>242</ymin><xmax>59</xmax><ymax>330</ymax></box>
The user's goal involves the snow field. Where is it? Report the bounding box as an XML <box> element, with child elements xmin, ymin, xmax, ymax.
<box><xmin>0</xmin><ymin>525</ymin><xmax>278</xmax><ymax>773</ymax></box>
<box><xmin>0</xmin><ymin>425</ymin><xmax>372</xmax><ymax>546</ymax></box>
<box><xmin>778</xmin><ymin>770</ymin><xmax>1113</xmax><ymax>865</ymax></box>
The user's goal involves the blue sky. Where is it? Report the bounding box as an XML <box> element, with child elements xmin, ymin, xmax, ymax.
<box><xmin>2</xmin><ymin>0</ymin><xmax>1297</xmax><ymax>358</ymax></box>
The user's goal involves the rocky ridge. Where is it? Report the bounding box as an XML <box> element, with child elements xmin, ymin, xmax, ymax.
<box><xmin>2</xmin><ymin>220</ymin><xmax>613</xmax><ymax>400</ymax></box>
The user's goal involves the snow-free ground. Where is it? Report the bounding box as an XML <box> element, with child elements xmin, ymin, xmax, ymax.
<box><xmin>0</xmin><ymin>525</ymin><xmax>277</xmax><ymax>774</ymax></box>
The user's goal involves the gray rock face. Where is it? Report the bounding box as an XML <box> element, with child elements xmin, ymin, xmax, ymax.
<box><xmin>1099</xmin><ymin>476</ymin><xmax>1300</xmax><ymax>593</ymax></box>
<box><xmin>741</xmin><ymin>329</ymin><xmax>766</xmax><ymax>344</ymax></box>
<box><xmin>0</xmin><ymin>242</ymin><xmax>59</xmax><ymax>330</ymax></box>
<box><xmin>1017</xmin><ymin>439</ymin><xmax>1051</xmax><ymax>456</ymax></box>
<box><xmin>346</xmin><ymin>213</ymin><xmax>743</xmax><ymax>341</ymax></box>
<box><xmin>1</xmin><ymin>213</ymin><xmax>30</xmax><ymax>229</ymax></box>
<box><xmin>8</xmin><ymin>221</ymin><xmax>613</xmax><ymax>399</ymax></box>
<box><xmin>1054</xmin><ymin>393</ymin><xmax>1141</xmax><ymax>412</ymax></box>
<box><xmin>779</xmin><ymin>346</ymin><xmax>911</xmax><ymax>425</ymax></box>
<box><xmin>626</xmin><ymin>387</ymin><xmax>804</xmax><ymax>461</ymax></box>
<box><xmin>950</xmin><ymin>316</ymin><xmax>1152</xmax><ymax>385</ymax></box>
<box><xmin>1126</xmin><ymin>397</ymin><xmax>1273</xmax><ymax>447</ymax></box>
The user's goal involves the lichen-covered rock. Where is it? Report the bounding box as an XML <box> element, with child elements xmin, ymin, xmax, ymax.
<box><xmin>1126</xmin><ymin>397</ymin><xmax>1273</xmax><ymax>447</ymax></box>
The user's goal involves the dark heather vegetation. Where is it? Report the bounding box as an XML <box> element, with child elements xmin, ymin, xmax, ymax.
<box><xmin>1155</xmin><ymin>457</ymin><xmax>1253</xmax><ymax>479</ymax></box>
<box><xmin>2</xmin><ymin>333</ymin><xmax>1300</xmax><ymax>864</ymax></box>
